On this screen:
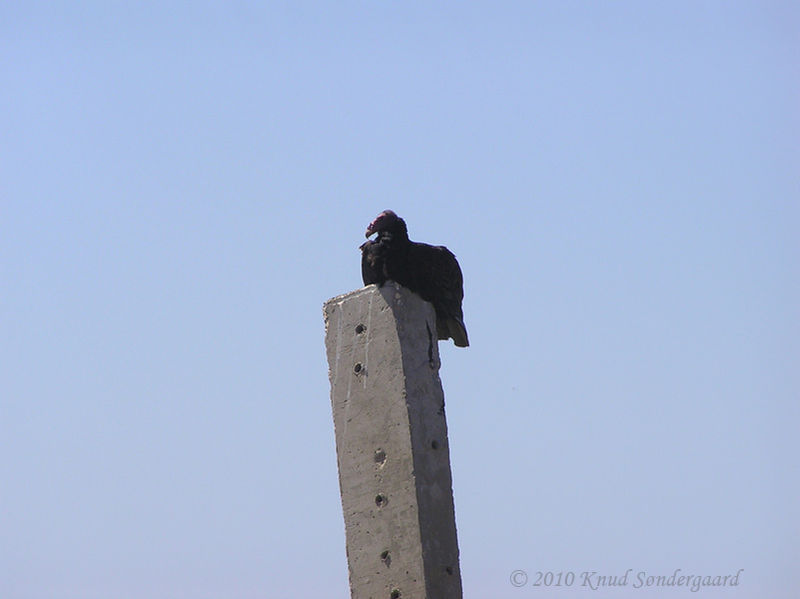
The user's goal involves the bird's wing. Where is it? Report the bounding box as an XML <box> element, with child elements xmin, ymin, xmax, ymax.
<box><xmin>407</xmin><ymin>242</ymin><xmax>465</xmax><ymax>319</ymax></box>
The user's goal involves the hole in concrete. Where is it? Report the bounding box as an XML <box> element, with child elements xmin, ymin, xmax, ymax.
<box><xmin>431</xmin><ymin>440</ymin><xmax>440</xmax><ymax>450</ymax></box>
<box><xmin>355</xmin><ymin>324</ymin><xmax>366</xmax><ymax>334</ymax></box>
<box><xmin>390</xmin><ymin>590</ymin><xmax>401</xmax><ymax>599</ymax></box>
<box><xmin>374</xmin><ymin>449</ymin><xmax>386</xmax><ymax>465</ymax></box>
<box><xmin>375</xmin><ymin>493</ymin><xmax>387</xmax><ymax>507</ymax></box>
<box><xmin>380</xmin><ymin>550</ymin><xmax>391</xmax><ymax>567</ymax></box>
<box><xmin>353</xmin><ymin>362</ymin><xmax>362</xmax><ymax>374</ymax></box>
<box><xmin>446</xmin><ymin>566</ymin><xmax>454</xmax><ymax>575</ymax></box>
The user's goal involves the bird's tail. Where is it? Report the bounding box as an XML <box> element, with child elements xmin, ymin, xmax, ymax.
<box><xmin>448</xmin><ymin>317</ymin><xmax>469</xmax><ymax>348</ymax></box>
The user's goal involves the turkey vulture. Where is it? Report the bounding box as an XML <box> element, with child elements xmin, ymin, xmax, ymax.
<box><xmin>360</xmin><ymin>210</ymin><xmax>469</xmax><ymax>347</ymax></box>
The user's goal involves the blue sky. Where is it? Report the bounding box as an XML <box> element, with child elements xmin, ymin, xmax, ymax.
<box><xmin>2</xmin><ymin>2</ymin><xmax>798</xmax><ymax>598</ymax></box>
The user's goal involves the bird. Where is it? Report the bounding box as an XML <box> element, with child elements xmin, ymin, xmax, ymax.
<box><xmin>359</xmin><ymin>210</ymin><xmax>469</xmax><ymax>347</ymax></box>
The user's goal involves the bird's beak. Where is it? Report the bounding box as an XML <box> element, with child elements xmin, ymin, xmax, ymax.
<box><xmin>365</xmin><ymin>226</ymin><xmax>375</xmax><ymax>238</ymax></box>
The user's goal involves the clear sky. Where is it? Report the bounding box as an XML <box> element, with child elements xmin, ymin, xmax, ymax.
<box><xmin>2</xmin><ymin>2</ymin><xmax>798</xmax><ymax>598</ymax></box>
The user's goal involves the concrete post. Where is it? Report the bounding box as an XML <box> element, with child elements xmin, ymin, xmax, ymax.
<box><xmin>323</xmin><ymin>282</ymin><xmax>462</xmax><ymax>599</ymax></box>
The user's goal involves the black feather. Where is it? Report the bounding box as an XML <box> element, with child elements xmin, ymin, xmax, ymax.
<box><xmin>360</xmin><ymin>210</ymin><xmax>469</xmax><ymax>347</ymax></box>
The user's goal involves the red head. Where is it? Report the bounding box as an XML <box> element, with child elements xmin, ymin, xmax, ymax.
<box><xmin>365</xmin><ymin>210</ymin><xmax>406</xmax><ymax>238</ymax></box>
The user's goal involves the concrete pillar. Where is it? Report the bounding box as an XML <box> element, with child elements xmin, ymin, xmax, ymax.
<box><xmin>324</xmin><ymin>282</ymin><xmax>462</xmax><ymax>599</ymax></box>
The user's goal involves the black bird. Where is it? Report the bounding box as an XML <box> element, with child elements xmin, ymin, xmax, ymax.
<box><xmin>360</xmin><ymin>210</ymin><xmax>469</xmax><ymax>347</ymax></box>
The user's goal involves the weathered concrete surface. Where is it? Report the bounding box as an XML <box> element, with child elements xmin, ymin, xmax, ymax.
<box><xmin>324</xmin><ymin>282</ymin><xmax>462</xmax><ymax>599</ymax></box>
